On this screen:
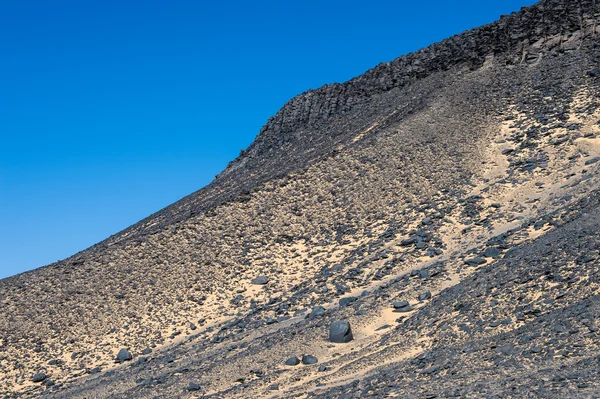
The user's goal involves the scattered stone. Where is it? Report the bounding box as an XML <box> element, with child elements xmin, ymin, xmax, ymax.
<box><xmin>187</xmin><ymin>382</ymin><xmax>202</xmax><ymax>391</ymax></box>
<box><xmin>400</xmin><ymin>237</ymin><xmax>417</xmax><ymax>246</ymax></box>
<box><xmin>189</xmin><ymin>323</ymin><xmax>197</xmax><ymax>331</ymax></box>
<box><xmin>115</xmin><ymin>348</ymin><xmax>133</xmax><ymax>363</ymax></box>
<box><xmin>418</xmin><ymin>291</ymin><xmax>432</xmax><ymax>301</ymax></box>
<box><xmin>339</xmin><ymin>296</ymin><xmax>358</xmax><ymax>307</ymax></box>
<box><xmin>285</xmin><ymin>356</ymin><xmax>300</xmax><ymax>366</ymax></box>
<box><xmin>393</xmin><ymin>300</ymin><xmax>413</xmax><ymax>312</ymax></box>
<box><xmin>329</xmin><ymin>320</ymin><xmax>353</xmax><ymax>343</ymax></box>
<box><xmin>418</xmin><ymin>269</ymin><xmax>430</xmax><ymax>279</ymax></box>
<box><xmin>31</xmin><ymin>373</ymin><xmax>47</xmax><ymax>383</ymax></box>
<box><xmin>251</xmin><ymin>276</ymin><xmax>269</xmax><ymax>285</ymax></box>
<box><xmin>393</xmin><ymin>300</ymin><xmax>409</xmax><ymax>309</ymax></box>
<box><xmin>306</xmin><ymin>305</ymin><xmax>326</xmax><ymax>319</ymax></box>
<box><xmin>483</xmin><ymin>247</ymin><xmax>500</xmax><ymax>258</ymax></box>
<box><xmin>302</xmin><ymin>355</ymin><xmax>318</xmax><ymax>365</ymax></box>
<box><xmin>420</xmin><ymin>366</ymin><xmax>440</xmax><ymax>374</ymax></box>
<box><xmin>465</xmin><ymin>257</ymin><xmax>487</xmax><ymax>266</ymax></box>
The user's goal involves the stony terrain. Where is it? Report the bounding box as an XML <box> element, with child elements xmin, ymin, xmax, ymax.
<box><xmin>2</xmin><ymin>0</ymin><xmax>600</xmax><ymax>398</ymax></box>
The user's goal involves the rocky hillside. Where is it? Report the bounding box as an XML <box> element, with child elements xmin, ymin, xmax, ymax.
<box><xmin>1</xmin><ymin>0</ymin><xmax>600</xmax><ymax>398</ymax></box>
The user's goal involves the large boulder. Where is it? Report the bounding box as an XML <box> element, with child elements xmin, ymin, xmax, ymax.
<box><xmin>329</xmin><ymin>320</ymin><xmax>353</xmax><ymax>343</ymax></box>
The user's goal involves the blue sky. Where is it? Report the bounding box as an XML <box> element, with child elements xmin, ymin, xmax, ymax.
<box><xmin>0</xmin><ymin>0</ymin><xmax>537</xmax><ymax>279</ymax></box>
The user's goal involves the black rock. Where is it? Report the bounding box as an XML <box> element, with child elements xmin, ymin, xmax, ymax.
<box><xmin>302</xmin><ymin>355</ymin><xmax>318</xmax><ymax>365</ymax></box>
<box><xmin>418</xmin><ymin>291</ymin><xmax>432</xmax><ymax>301</ymax></box>
<box><xmin>465</xmin><ymin>257</ymin><xmax>487</xmax><ymax>266</ymax></box>
<box><xmin>329</xmin><ymin>320</ymin><xmax>353</xmax><ymax>343</ymax></box>
<box><xmin>31</xmin><ymin>373</ymin><xmax>47</xmax><ymax>383</ymax></box>
<box><xmin>306</xmin><ymin>305</ymin><xmax>326</xmax><ymax>319</ymax></box>
<box><xmin>339</xmin><ymin>296</ymin><xmax>357</xmax><ymax>307</ymax></box>
<box><xmin>418</xmin><ymin>269</ymin><xmax>430</xmax><ymax>279</ymax></box>
<box><xmin>393</xmin><ymin>300</ymin><xmax>409</xmax><ymax>309</ymax></box>
<box><xmin>285</xmin><ymin>356</ymin><xmax>300</xmax><ymax>366</ymax></box>
<box><xmin>251</xmin><ymin>276</ymin><xmax>269</xmax><ymax>285</ymax></box>
<box><xmin>483</xmin><ymin>247</ymin><xmax>500</xmax><ymax>258</ymax></box>
<box><xmin>318</xmin><ymin>365</ymin><xmax>327</xmax><ymax>372</ymax></box>
<box><xmin>585</xmin><ymin>156</ymin><xmax>600</xmax><ymax>165</ymax></box>
<box><xmin>187</xmin><ymin>382</ymin><xmax>202</xmax><ymax>391</ymax></box>
<box><xmin>115</xmin><ymin>348</ymin><xmax>133</xmax><ymax>363</ymax></box>
<box><xmin>141</xmin><ymin>348</ymin><xmax>153</xmax><ymax>355</ymax></box>
<box><xmin>189</xmin><ymin>322</ymin><xmax>197</xmax><ymax>331</ymax></box>
<box><xmin>400</xmin><ymin>237</ymin><xmax>417</xmax><ymax>246</ymax></box>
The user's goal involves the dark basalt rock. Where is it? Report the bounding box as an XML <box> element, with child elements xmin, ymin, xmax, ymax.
<box><xmin>329</xmin><ymin>320</ymin><xmax>354</xmax><ymax>343</ymax></box>
<box><xmin>187</xmin><ymin>382</ymin><xmax>201</xmax><ymax>391</ymax></box>
<box><xmin>302</xmin><ymin>355</ymin><xmax>318</xmax><ymax>365</ymax></box>
<box><xmin>31</xmin><ymin>373</ymin><xmax>47</xmax><ymax>383</ymax></box>
<box><xmin>251</xmin><ymin>276</ymin><xmax>269</xmax><ymax>285</ymax></box>
<box><xmin>285</xmin><ymin>356</ymin><xmax>300</xmax><ymax>366</ymax></box>
<box><xmin>115</xmin><ymin>348</ymin><xmax>132</xmax><ymax>363</ymax></box>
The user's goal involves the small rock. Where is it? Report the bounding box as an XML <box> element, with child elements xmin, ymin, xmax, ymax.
<box><xmin>251</xmin><ymin>276</ymin><xmax>269</xmax><ymax>285</ymax></box>
<box><xmin>187</xmin><ymin>382</ymin><xmax>202</xmax><ymax>391</ymax></box>
<box><xmin>585</xmin><ymin>156</ymin><xmax>600</xmax><ymax>166</ymax></box>
<box><xmin>483</xmin><ymin>247</ymin><xmax>500</xmax><ymax>258</ymax></box>
<box><xmin>306</xmin><ymin>305</ymin><xmax>326</xmax><ymax>319</ymax></box>
<box><xmin>418</xmin><ymin>269</ymin><xmax>430</xmax><ymax>279</ymax></box>
<box><xmin>465</xmin><ymin>257</ymin><xmax>486</xmax><ymax>266</ymax></box>
<box><xmin>418</xmin><ymin>291</ymin><xmax>432</xmax><ymax>301</ymax></box>
<box><xmin>420</xmin><ymin>366</ymin><xmax>440</xmax><ymax>374</ymax></box>
<box><xmin>400</xmin><ymin>237</ymin><xmax>417</xmax><ymax>246</ymax></box>
<box><xmin>393</xmin><ymin>300</ymin><xmax>413</xmax><ymax>312</ymax></box>
<box><xmin>31</xmin><ymin>373</ymin><xmax>47</xmax><ymax>383</ymax></box>
<box><xmin>392</xmin><ymin>300</ymin><xmax>409</xmax><ymax>309</ymax></box>
<box><xmin>189</xmin><ymin>323</ymin><xmax>197</xmax><ymax>331</ymax></box>
<box><xmin>339</xmin><ymin>297</ymin><xmax>357</xmax><ymax>307</ymax></box>
<box><xmin>329</xmin><ymin>320</ymin><xmax>353</xmax><ymax>343</ymax></box>
<box><xmin>115</xmin><ymin>348</ymin><xmax>133</xmax><ymax>363</ymax></box>
<box><xmin>318</xmin><ymin>365</ymin><xmax>327</xmax><ymax>372</ymax></box>
<box><xmin>141</xmin><ymin>348</ymin><xmax>153</xmax><ymax>355</ymax></box>
<box><xmin>285</xmin><ymin>356</ymin><xmax>300</xmax><ymax>366</ymax></box>
<box><xmin>302</xmin><ymin>355</ymin><xmax>318</xmax><ymax>365</ymax></box>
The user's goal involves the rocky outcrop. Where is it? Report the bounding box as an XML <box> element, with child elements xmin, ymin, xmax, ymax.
<box><xmin>238</xmin><ymin>0</ymin><xmax>599</xmax><ymax>161</ymax></box>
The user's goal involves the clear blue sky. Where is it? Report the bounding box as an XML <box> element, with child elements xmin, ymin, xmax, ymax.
<box><xmin>0</xmin><ymin>0</ymin><xmax>537</xmax><ymax>279</ymax></box>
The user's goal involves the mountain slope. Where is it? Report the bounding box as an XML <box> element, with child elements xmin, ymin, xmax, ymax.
<box><xmin>2</xmin><ymin>0</ymin><xmax>600</xmax><ymax>398</ymax></box>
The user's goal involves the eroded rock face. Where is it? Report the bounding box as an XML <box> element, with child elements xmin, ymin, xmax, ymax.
<box><xmin>227</xmin><ymin>0</ymin><xmax>600</xmax><ymax>176</ymax></box>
